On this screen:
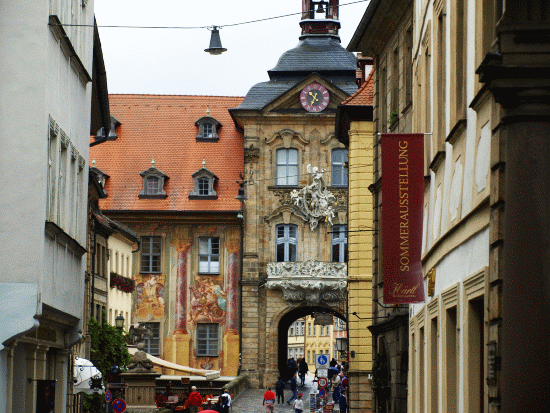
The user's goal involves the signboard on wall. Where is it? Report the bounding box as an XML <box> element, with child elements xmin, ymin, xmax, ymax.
<box><xmin>381</xmin><ymin>133</ymin><xmax>426</xmax><ymax>303</ymax></box>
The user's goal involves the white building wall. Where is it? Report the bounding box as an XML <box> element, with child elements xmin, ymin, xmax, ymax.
<box><xmin>0</xmin><ymin>1</ymin><xmax>97</xmax><ymax>411</ymax></box>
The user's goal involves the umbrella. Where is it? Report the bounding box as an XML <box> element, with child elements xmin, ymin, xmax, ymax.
<box><xmin>73</xmin><ymin>357</ymin><xmax>105</xmax><ymax>395</ymax></box>
<box><xmin>201</xmin><ymin>410</ymin><xmax>220</xmax><ymax>413</ymax></box>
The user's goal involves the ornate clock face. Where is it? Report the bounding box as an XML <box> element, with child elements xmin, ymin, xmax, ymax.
<box><xmin>300</xmin><ymin>82</ymin><xmax>330</xmax><ymax>113</ymax></box>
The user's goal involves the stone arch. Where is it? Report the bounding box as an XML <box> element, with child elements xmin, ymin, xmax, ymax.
<box><xmin>266</xmin><ymin>303</ymin><xmax>347</xmax><ymax>382</ymax></box>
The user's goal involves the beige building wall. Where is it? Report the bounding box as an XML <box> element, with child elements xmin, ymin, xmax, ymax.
<box><xmin>288</xmin><ymin>318</ymin><xmax>306</xmax><ymax>360</ymax></box>
<box><xmin>347</xmin><ymin>120</ymin><xmax>374</xmax><ymax>412</ymax></box>
<box><xmin>107</xmin><ymin>233</ymin><xmax>134</xmax><ymax>331</ymax></box>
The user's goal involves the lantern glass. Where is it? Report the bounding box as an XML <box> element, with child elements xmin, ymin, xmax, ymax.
<box><xmin>335</xmin><ymin>337</ymin><xmax>348</xmax><ymax>352</ymax></box>
<box><xmin>115</xmin><ymin>314</ymin><xmax>125</xmax><ymax>329</ymax></box>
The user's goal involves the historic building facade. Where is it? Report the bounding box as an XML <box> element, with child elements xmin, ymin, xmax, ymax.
<box><xmin>230</xmin><ymin>0</ymin><xmax>357</xmax><ymax>389</ymax></box>
<box><xmin>0</xmin><ymin>1</ymin><xmax>111</xmax><ymax>412</ymax></box>
<box><xmin>345</xmin><ymin>0</ymin><xmax>550</xmax><ymax>411</ymax></box>
<box><xmin>89</xmin><ymin>94</ymin><xmax>244</xmax><ymax>376</ymax></box>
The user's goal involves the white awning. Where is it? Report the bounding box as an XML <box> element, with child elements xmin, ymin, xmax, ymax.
<box><xmin>128</xmin><ymin>348</ymin><xmax>220</xmax><ymax>380</ymax></box>
<box><xmin>73</xmin><ymin>357</ymin><xmax>105</xmax><ymax>395</ymax></box>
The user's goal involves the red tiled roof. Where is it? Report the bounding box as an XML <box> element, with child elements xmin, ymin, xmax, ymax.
<box><xmin>341</xmin><ymin>67</ymin><xmax>374</xmax><ymax>106</ymax></box>
<box><xmin>90</xmin><ymin>94</ymin><xmax>244</xmax><ymax>212</ymax></box>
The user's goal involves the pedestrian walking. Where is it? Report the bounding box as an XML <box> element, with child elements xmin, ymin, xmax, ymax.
<box><xmin>220</xmin><ymin>389</ymin><xmax>231</xmax><ymax>413</ymax></box>
<box><xmin>286</xmin><ymin>373</ymin><xmax>298</xmax><ymax>405</ymax></box>
<box><xmin>339</xmin><ymin>393</ymin><xmax>348</xmax><ymax>413</ymax></box>
<box><xmin>186</xmin><ymin>386</ymin><xmax>202</xmax><ymax>413</ymax></box>
<box><xmin>298</xmin><ymin>358</ymin><xmax>308</xmax><ymax>386</ymax></box>
<box><xmin>275</xmin><ymin>376</ymin><xmax>286</xmax><ymax>404</ymax></box>
<box><xmin>293</xmin><ymin>393</ymin><xmax>304</xmax><ymax>413</ymax></box>
<box><xmin>263</xmin><ymin>387</ymin><xmax>276</xmax><ymax>412</ymax></box>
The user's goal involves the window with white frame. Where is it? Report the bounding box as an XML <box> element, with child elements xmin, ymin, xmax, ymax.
<box><xmin>331</xmin><ymin>149</ymin><xmax>348</xmax><ymax>186</ymax></box>
<box><xmin>276</xmin><ymin>224</ymin><xmax>297</xmax><ymax>262</ymax></box>
<box><xmin>331</xmin><ymin>225</ymin><xmax>348</xmax><ymax>263</ymax></box>
<box><xmin>197</xmin><ymin>323</ymin><xmax>219</xmax><ymax>356</ymax></box>
<box><xmin>195</xmin><ymin>116</ymin><xmax>221</xmax><ymax>141</ymax></box>
<box><xmin>276</xmin><ymin>148</ymin><xmax>299</xmax><ymax>186</ymax></box>
<box><xmin>141</xmin><ymin>236</ymin><xmax>161</xmax><ymax>273</ymax></box>
<box><xmin>300</xmin><ymin>321</ymin><xmax>305</xmax><ymax>336</ymax></box>
<box><xmin>199</xmin><ymin>237</ymin><xmax>220</xmax><ymax>273</ymax></box>
<box><xmin>190</xmin><ymin>166</ymin><xmax>218</xmax><ymax>199</ymax></box>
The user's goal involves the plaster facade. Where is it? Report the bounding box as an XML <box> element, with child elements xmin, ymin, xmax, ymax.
<box><xmin>0</xmin><ymin>1</ymin><xmax>102</xmax><ymax>412</ymax></box>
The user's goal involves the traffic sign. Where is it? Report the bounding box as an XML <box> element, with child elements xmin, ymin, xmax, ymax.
<box><xmin>317</xmin><ymin>368</ymin><xmax>328</xmax><ymax>378</ymax></box>
<box><xmin>112</xmin><ymin>399</ymin><xmax>126</xmax><ymax>413</ymax></box>
<box><xmin>319</xmin><ymin>388</ymin><xmax>326</xmax><ymax>398</ymax></box>
<box><xmin>105</xmin><ymin>390</ymin><xmax>112</xmax><ymax>403</ymax></box>
<box><xmin>317</xmin><ymin>377</ymin><xmax>328</xmax><ymax>388</ymax></box>
<box><xmin>316</xmin><ymin>354</ymin><xmax>329</xmax><ymax>369</ymax></box>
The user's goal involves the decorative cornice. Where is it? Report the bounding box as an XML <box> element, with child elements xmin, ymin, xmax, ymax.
<box><xmin>266</xmin><ymin>129</ymin><xmax>309</xmax><ymax>146</ymax></box>
<box><xmin>446</xmin><ymin>118</ymin><xmax>467</xmax><ymax>145</ymax></box>
<box><xmin>266</xmin><ymin>260</ymin><xmax>347</xmax><ymax>306</ymax></box>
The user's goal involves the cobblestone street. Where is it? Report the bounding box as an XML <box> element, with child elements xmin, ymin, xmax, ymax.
<box><xmin>231</xmin><ymin>374</ymin><xmax>329</xmax><ymax>413</ymax></box>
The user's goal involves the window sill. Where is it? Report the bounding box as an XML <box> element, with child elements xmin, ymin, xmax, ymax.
<box><xmin>268</xmin><ymin>185</ymin><xmax>301</xmax><ymax>190</ymax></box>
<box><xmin>140</xmin><ymin>271</ymin><xmax>162</xmax><ymax>275</ymax></box>
<box><xmin>196</xmin><ymin>354</ymin><xmax>220</xmax><ymax>358</ymax></box>
<box><xmin>189</xmin><ymin>195</ymin><xmax>218</xmax><ymax>200</ymax></box>
<box><xmin>139</xmin><ymin>194</ymin><xmax>168</xmax><ymax>199</ymax></box>
<box><xmin>196</xmin><ymin>137</ymin><xmax>219</xmax><ymax>142</ymax></box>
<box><xmin>198</xmin><ymin>272</ymin><xmax>220</xmax><ymax>275</ymax></box>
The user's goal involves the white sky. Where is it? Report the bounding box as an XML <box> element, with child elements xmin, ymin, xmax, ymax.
<box><xmin>94</xmin><ymin>0</ymin><xmax>369</xmax><ymax>97</ymax></box>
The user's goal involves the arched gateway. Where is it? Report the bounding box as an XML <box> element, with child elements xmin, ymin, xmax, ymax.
<box><xmin>229</xmin><ymin>0</ymin><xmax>358</xmax><ymax>388</ymax></box>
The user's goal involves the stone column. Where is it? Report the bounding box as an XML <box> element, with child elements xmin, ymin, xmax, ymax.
<box><xmin>54</xmin><ymin>349</ymin><xmax>69</xmax><ymax>413</ymax></box>
<box><xmin>175</xmin><ymin>242</ymin><xmax>191</xmax><ymax>333</ymax></box>
<box><xmin>478</xmin><ymin>5</ymin><xmax>550</xmax><ymax>411</ymax></box>
<box><xmin>25</xmin><ymin>344</ymin><xmax>38</xmax><ymax>413</ymax></box>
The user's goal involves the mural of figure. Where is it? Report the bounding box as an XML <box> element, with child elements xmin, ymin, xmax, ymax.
<box><xmin>188</xmin><ymin>276</ymin><xmax>226</xmax><ymax>326</ymax></box>
<box><xmin>136</xmin><ymin>274</ymin><xmax>165</xmax><ymax>318</ymax></box>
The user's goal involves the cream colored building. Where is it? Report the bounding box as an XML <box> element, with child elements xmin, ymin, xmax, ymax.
<box><xmin>287</xmin><ymin>318</ymin><xmax>305</xmax><ymax>361</ymax></box>
<box><xmin>107</xmin><ymin>222</ymin><xmax>138</xmax><ymax>331</ymax></box>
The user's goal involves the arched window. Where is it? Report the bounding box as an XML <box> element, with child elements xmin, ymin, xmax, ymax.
<box><xmin>331</xmin><ymin>149</ymin><xmax>348</xmax><ymax>186</ymax></box>
<box><xmin>276</xmin><ymin>148</ymin><xmax>299</xmax><ymax>186</ymax></box>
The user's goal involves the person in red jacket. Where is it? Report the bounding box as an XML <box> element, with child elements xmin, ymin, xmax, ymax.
<box><xmin>263</xmin><ymin>387</ymin><xmax>276</xmax><ymax>412</ymax></box>
<box><xmin>186</xmin><ymin>386</ymin><xmax>203</xmax><ymax>413</ymax></box>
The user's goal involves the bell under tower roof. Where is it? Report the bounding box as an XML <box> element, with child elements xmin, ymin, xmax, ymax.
<box><xmin>300</xmin><ymin>0</ymin><xmax>341</xmax><ymax>40</ymax></box>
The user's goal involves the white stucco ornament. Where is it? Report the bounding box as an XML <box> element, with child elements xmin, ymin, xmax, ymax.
<box><xmin>266</xmin><ymin>260</ymin><xmax>347</xmax><ymax>306</ymax></box>
<box><xmin>290</xmin><ymin>164</ymin><xmax>335</xmax><ymax>231</ymax></box>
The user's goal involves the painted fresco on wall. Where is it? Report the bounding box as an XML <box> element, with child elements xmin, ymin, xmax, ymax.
<box><xmin>188</xmin><ymin>276</ymin><xmax>227</xmax><ymax>326</ymax></box>
<box><xmin>193</xmin><ymin>356</ymin><xmax>220</xmax><ymax>371</ymax></box>
<box><xmin>135</xmin><ymin>274</ymin><xmax>166</xmax><ymax>319</ymax></box>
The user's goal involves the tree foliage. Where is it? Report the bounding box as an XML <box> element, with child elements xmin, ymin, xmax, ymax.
<box><xmin>84</xmin><ymin>311</ymin><xmax>131</xmax><ymax>412</ymax></box>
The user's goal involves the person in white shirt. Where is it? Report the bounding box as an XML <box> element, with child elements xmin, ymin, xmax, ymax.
<box><xmin>220</xmin><ymin>389</ymin><xmax>231</xmax><ymax>413</ymax></box>
<box><xmin>293</xmin><ymin>393</ymin><xmax>304</xmax><ymax>413</ymax></box>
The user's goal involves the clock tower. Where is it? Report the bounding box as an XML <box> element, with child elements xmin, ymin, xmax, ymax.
<box><xmin>230</xmin><ymin>0</ymin><xmax>357</xmax><ymax>392</ymax></box>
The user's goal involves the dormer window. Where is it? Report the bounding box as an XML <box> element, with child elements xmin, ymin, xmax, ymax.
<box><xmin>190</xmin><ymin>161</ymin><xmax>218</xmax><ymax>199</ymax></box>
<box><xmin>139</xmin><ymin>159</ymin><xmax>168</xmax><ymax>199</ymax></box>
<box><xmin>195</xmin><ymin>116</ymin><xmax>221</xmax><ymax>142</ymax></box>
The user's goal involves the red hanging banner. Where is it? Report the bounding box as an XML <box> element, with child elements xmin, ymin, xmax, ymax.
<box><xmin>381</xmin><ymin>133</ymin><xmax>425</xmax><ymax>303</ymax></box>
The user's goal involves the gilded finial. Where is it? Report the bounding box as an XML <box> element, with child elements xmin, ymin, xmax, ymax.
<box><xmin>92</xmin><ymin>159</ymin><xmax>96</xmax><ymax>167</ymax></box>
<box><xmin>206</xmin><ymin>107</ymin><xmax>210</xmax><ymax>116</ymax></box>
<box><xmin>202</xmin><ymin>159</ymin><xmax>206</xmax><ymax>168</ymax></box>
<box><xmin>151</xmin><ymin>157</ymin><xmax>155</xmax><ymax>167</ymax></box>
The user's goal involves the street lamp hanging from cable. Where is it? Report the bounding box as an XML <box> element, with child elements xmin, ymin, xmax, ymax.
<box><xmin>205</xmin><ymin>26</ymin><xmax>227</xmax><ymax>55</ymax></box>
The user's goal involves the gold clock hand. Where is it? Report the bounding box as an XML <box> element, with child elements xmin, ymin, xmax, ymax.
<box><xmin>309</xmin><ymin>91</ymin><xmax>319</xmax><ymax>104</ymax></box>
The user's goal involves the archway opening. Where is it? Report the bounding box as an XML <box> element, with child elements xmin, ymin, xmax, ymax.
<box><xmin>277</xmin><ymin>305</ymin><xmax>347</xmax><ymax>380</ymax></box>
